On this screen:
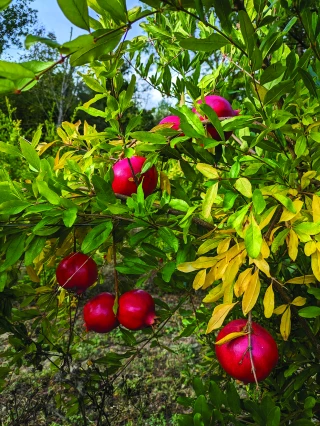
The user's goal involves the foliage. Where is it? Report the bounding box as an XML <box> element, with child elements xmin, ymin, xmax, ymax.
<box><xmin>0</xmin><ymin>0</ymin><xmax>320</xmax><ymax>424</ymax></box>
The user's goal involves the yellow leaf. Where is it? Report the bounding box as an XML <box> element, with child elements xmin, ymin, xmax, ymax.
<box><xmin>202</xmin><ymin>182</ymin><xmax>219</xmax><ymax>218</ymax></box>
<box><xmin>261</xmin><ymin>240</ymin><xmax>270</xmax><ymax>259</ymax></box>
<box><xmin>280</xmin><ymin>306</ymin><xmax>291</xmax><ymax>341</ymax></box>
<box><xmin>37</xmin><ymin>141</ymin><xmax>56</xmax><ymax>156</ymax></box>
<box><xmin>58</xmin><ymin>288</ymin><xmax>66</xmax><ymax>306</ymax></box>
<box><xmin>291</xmin><ymin>296</ymin><xmax>306</xmax><ymax>306</ymax></box>
<box><xmin>217</xmin><ymin>237</ymin><xmax>232</xmax><ymax>255</ymax></box>
<box><xmin>223</xmin><ymin>241</ymin><xmax>245</xmax><ymax>262</ymax></box>
<box><xmin>215</xmin><ymin>331</ymin><xmax>248</xmax><ymax>345</ymax></box>
<box><xmin>273</xmin><ymin>304</ymin><xmax>288</xmax><ymax>315</ymax></box>
<box><xmin>304</xmin><ymin>241</ymin><xmax>316</xmax><ymax>256</ymax></box>
<box><xmin>192</xmin><ymin>257</ymin><xmax>218</xmax><ymax>269</ymax></box>
<box><xmin>214</xmin><ymin>258</ymin><xmax>228</xmax><ymax>280</ymax></box>
<box><xmin>193</xmin><ymin>269</ymin><xmax>207</xmax><ymax>290</ymax></box>
<box><xmin>312</xmin><ymin>195</ymin><xmax>320</xmax><ymax>222</ymax></box>
<box><xmin>203</xmin><ymin>266</ymin><xmax>216</xmax><ymax>289</ymax></box>
<box><xmin>251</xmin><ymin>254</ymin><xmax>271</xmax><ymax>277</ymax></box>
<box><xmin>259</xmin><ymin>206</ymin><xmax>278</xmax><ymax>230</ymax></box>
<box><xmin>196</xmin><ymin>163</ymin><xmax>219</xmax><ymax>179</ymax></box>
<box><xmin>234</xmin><ymin>177</ymin><xmax>252</xmax><ymax>198</ymax></box>
<box><xmin>287</xmin><ymin>229</ymin><xmax>299</xmax><ymax>261</ymax></box>
<box><xmin>160</xmin><ymin>171</ymin><xmax>171</xmax><ymax>195</ymax></box>
<box><xmin>197</xmin><ymin>239</ymin><xmax>220</xmax><ymax>255</ymax></box>
<box><xmin>269</xmin><ymin>226</ymin><xmax>283</xmax><ymax>242</ymax></box>
<box><xmin>311</xmin><ymin>251</ymin><xmax>320</xmax><ymax>281</ymax></box>
<box><xmin>286</xmin><ymin>275</ymin><xmax>316</xmax><ymax>284</ymax></box>
<box><xmin>26</xmin><ymin>265</ymin><xmax>40</xmax><ymax>283</ymax></box>
<box><xmin>206</xmin><ymin>302</ymin><xmax>238</xmax><ymax>334</ymax></box>
<box><xmin>202</xmin><ymin>284</ymin><xmax>224</xmax><ymax>303</ymax></box>
<box><xmin>263</xmin><ymin>284</ymin><xmax>274</xmax><ymax>318</ymax></box>
<box><xmin>301</xmin><ymin>171</ymin><xmax>317</xmax><ymax>190</ymax></box>
<box><xmin>242</xmin><ymin>269</ymin><xmax>261</xmax><ymax>315</ymax></box>
<box><xmin>279</xmin><ymin>199</ymin><xmax>304</xmax><ymax>222</ymax></box>
<box><xmin>177</xmin><ymin>262</ymin><xmax>198</xmax><ymax>273</ymax></box>
<box><xmin>234</xmin><ymin>268</ymin><xmax>252</xmax><ymax>297</ymax></box>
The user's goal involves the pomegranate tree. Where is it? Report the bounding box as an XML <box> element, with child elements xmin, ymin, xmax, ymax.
<box><xmin>83</xmin><ymin>292</ymin><xmax>119</xmax><ymax>333</ymax></box>
<box><xmin>112</xmin><ymin>156</ymin><xmax>158</xmax><ymax>197</ymax></box>
<box><xmin>117</xmin><ymin>289</ymin><xmax>156</xmax><ymax>330</ymax></box>
<box><xmin>56</xmin><ymin>253</ymin><xmax>98</xmax><ymax>293</ymax></box>
<box><xmin>215</xmin><ymin>319</ymin><xmax>278</xmax><ymax>383</ymax></box>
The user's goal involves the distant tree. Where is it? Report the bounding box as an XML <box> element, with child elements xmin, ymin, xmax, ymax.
<box><xmin>0</xmin><ymin>0</ymin><xmax>37</xmax><ymax>56</ymax></box>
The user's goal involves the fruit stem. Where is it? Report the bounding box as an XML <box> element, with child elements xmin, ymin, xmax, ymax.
<box><xmin>127</xmin><ymin>157</ymin><xmax>140</xmax><ymax>188</ymax></box>
<box><xmin>247</xmin><ymin>311</ymin><xmax>260</xmax><ymax>391</ymax></box>
<box><xmin>112</xmin><ymin>228</ymin><xmax>119</xmax><ymax>299</ymax></box>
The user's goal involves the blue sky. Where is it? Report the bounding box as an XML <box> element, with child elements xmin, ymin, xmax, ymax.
<box><xmin>34</xmin><ymin>0</ymin><xmax>142</xmax><ymax>43</ymax></box>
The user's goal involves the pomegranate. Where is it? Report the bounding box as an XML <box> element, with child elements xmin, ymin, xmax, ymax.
<box><xmin>117</xmin><ymin>289</ymin><xmax>156</xmax><ymax>330</ymax></box>
<box><xmin>215</xmin><ymin>319</ymin><xmax>278</xmax><ymax>383</ymax></box>
<box><xmin>192</xmin><ymin>95</ymin><xmax>238</xmax><ymax>141</ymax></box>
<box><xmin>159</xmin><ymin>115</ymin><xmax>181</xmax><ymax>131</ymax></box>
<box><xmin>84</xmin><ymin>292</ymin><xmax>119</xmax><ymax>333</ymax></box>
<box><xmin>112</xmin><ymin>156</ymin><xmax>158</xmax><ymax>197</ymax></box>
<box><xmin>56</xmin><ymin>252</ymin><xmax>98</xmax><ymax>293</ymax></box>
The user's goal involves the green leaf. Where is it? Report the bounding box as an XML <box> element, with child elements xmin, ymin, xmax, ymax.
<box><xmin>298</xmin><ymin>306</ymin><xmax>320</xmax><ymax>318</ymax></box>
<box><xmin>0</xmin><ymin>272</ymin><xmax>7</xmax><ymax>292</ymax></box>
<box><xmin>0</xmin><ymin>234</ymin><xmax>26</xmax><ymax>272</ymax></box>
<box><xmin>239</xmin><ymin>10</ymin><xmax>255</xmax><ymax>56</ymax></box>
<box><xmin>200</xmin><ymin>104</ymin><xmax>224</xmax><ymax>141</ymax></box>
<box><xmin>194</xmin><ymin>395</ymin><xmax>211</xmax><ymax>424</ymax></box>
<box><xmin>260</xmin><ymin>62</ymin><xmax>286</xmax><ymax>85</ymax></box>
<box><xmin>0</xmin><ymin>0</ymin><xmax>12</xmax><ymax>11</ymax></box>
<box><xmin>63</xmin><ymin>207</ymin><xmax>78</xmax><ymax>227</ymax></box>
<box><xmin>158</xmin><ymin>227</ymin><xmax>179</xmax><ymax>252</ymax></box>
<box><xmin>0</xmin><ymin>61</ymin><xmax>34</xmax><ymax>79</ymax></box>
<box><xmin>202</xmin><ymin>182</ymin><xmax>218</xmax><ymax>219</ymax></box>
<box><xmin>179</xmin><ymin>33</ymin><xmax>231</xmax><ymax>52</ymax></box>
<box><xmin>20</xmin><ymin>139</ymin><xmax>41</xmax><ymax>171</ymax></box>
<box><xmin>271</xmin><ymin>228</ymin><xmax>290</xmax><ymax>253</ymax></box>
<box><xmin>0</xmin><ymin>141</ymin><xmax>22</xmax><ymax>157</ymax></box>
<box><xmin>25</xmin><ymin>237</ymin><xmax>46</xmax><ymax>266</ymax></box>
<box><xmin>37</xmin><ymin>181</ymin><xmax>61</xmax><ymax>205</ymax></box>
<box><xmin>226</xmin><ymin>383</ymin><xmax>241</xmax><ymax>414</ymax></box>
<box><xmin>0</xmin><ymin>200</ymin><xmax>30</xmax><ymax>215</ymax></box>
<box><xmin>130</xmin><ymin>131</ymin><xmax>167</xmax><ymax>144</ymax></box>
<box><xmin>209</xmin><ymin>381</ymin><xmax>225</xmax><ymax>409</ymax></box>
<box><xmin>234</xmin><ymin>177</ymin><xmax>252</xmax><ymax>198</ymax></box>
<box><xmin>92</xmin><ymin>174</ymin><xmax>117</xmax><ymax>204</ymax></box>
<box><xmin>252</xmin><ymin>189</ymin><xmax>266</xmax><ymax>214</ymax></box>
<box><xmin>161</xmin><ymin>261</ymin><xmax>176</xmax><ymax>283</ymax></box>
<box><xmin>96</xmin><ymin>0</ymin><xmax>127</xmax><ymax>24</ymax></box>
<box><xmin>80</xmin><ymin>74</ymin><xmax>105</xmax><ymax>92</ymax></box>
<box><xmin>297</xmin><ymin>68</ymin><xmax>318</xmax><ymax>99</ymax></box>
<box><xmin>295</xmin><ymin>136</ymin><xmax>307</xmax><ymax>158</ymax></box>
<box><xmin>264</xmin><ymin>80</ymin><xmax>294</xmax><ymax>106</ymax></box>
<box><xmin>81</xmin><ymin>221</ymin><xmax>113</xmax><ymax>253</ymax></box>
<box><xmin>70</xmin><ymin>29</ymin><xmax>123</xmax><ymax>66</ymax></box>
<box><xmin>245</xmin><ymin>214</ymin><xmax>263</xmax><ymax>258</ymax></box>
<box><xmin>0</xmin><ymin>79</ymin><xmax>15</xmax><ymax>94</ymax></box>
<box><xmin>25</xmin><ymin>35</ymin><xmax>60</xmax><ymax>50</ymax></box>
<box><xmin>273</xmin><ymin>194</ymin><xmax>296</xmax><ymax>213</ymax></box>
<box><xmin>57</xmin><ymin>0</ymin><xmax>90</xmax><ymax>31</ymax></box>
<box><xmin>212</xmin><ymin>0</ymin><xmax>232</xmax><ymax>33</ymax></box>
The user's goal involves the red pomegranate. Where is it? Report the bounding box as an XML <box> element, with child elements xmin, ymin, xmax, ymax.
<box><xmin>56</xmin><ymin>252</ymin><xmax>98</xmax><ymax>293</ymax></box>
<box><xmin>215</xmin><ymin>319</ymin><xmax>278</xmax><ymax>383</ymax></box>
<box><xmin>84</xmin><ymin>292</ymin><xmax>119</xmax><ymax>333</ymax></box>
<box><xmin>117</xmin><ymin>289</ymin><xmax>156</xmax><ymax>330</ymax></box>
<box><xmin>159</xmin><ymin>115</ymin><xmax>181</xmax><ymax>131</ymax></box>
<box><xmin>192</xmin><ymin>95</ymin><xmax>238</xmax><ymax>141</ymax></box>
<box><xmin>112</xmin><ymin>156</ymin><xmax>158</xmax><ymax>197</ymax></box>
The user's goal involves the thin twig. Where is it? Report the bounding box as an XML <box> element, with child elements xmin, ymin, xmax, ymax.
<box><xmin>247</xmin><ymin>311</ymin><xmax>260</xmax><ymax>390</ymax></box>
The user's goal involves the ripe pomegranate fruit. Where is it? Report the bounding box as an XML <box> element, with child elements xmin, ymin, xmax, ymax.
<box><xmin>215</xmin><ymin>319</ymin><xmax>278</xmax><ymax>383</ymax></box>
<box><xmin>159</xmin><ymin>115</ymin><xmax>181</xmax><ymax>131</ymax></box>
<box><xmin>117</xmin><ymin>289</ymin><xmax>156</xmax><ymax>330</ymax></box>
<box><xmin>112</xmin><ymin>156</ymin><xmax>158</xmax><ymax>197</ymax></box>
<box><xmin>192</xmin><ymin>95</ymin><xmax>238</xmax><ymax>141</ymax></box>
<box><xmin>84</xmin><ymin>292</ymin><xmax>119</xmax><ymax>333</ymax></box>
<box><xmin>56</xmin><ymin>252</ymin><xmax>98</xmax><ymax>293</ymax></box>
